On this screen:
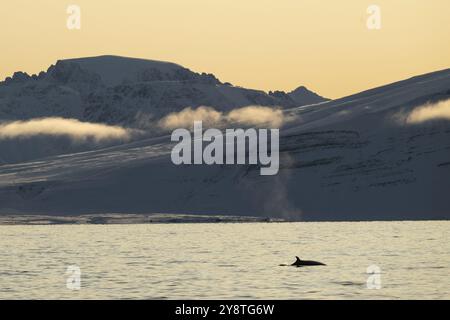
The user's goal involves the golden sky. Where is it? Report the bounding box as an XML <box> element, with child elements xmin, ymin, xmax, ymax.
<box><xmin>1</xmin><ymin>0</ymin><xmax>449</xmax><ymax>98</ymax></box>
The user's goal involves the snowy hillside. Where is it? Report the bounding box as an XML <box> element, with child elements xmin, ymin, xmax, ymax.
<box><xmin>0</xmin><ymin>55</ymin><xmax>327</xmax><ymax>126</ymax></box>
<box><xmin>0</xmin><ymin>60</ymin><xmax>449</xmax><ymax>221</ymax></box>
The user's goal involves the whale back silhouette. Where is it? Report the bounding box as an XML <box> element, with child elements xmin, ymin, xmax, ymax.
<box><xmin>292</xmin><ymin>256</ymin><xmax>325</xmax><ymax>266</ymax></box>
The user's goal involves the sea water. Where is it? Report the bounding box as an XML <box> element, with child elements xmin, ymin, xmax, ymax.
<box><xmin>0</xmin><ymin>221</ymin><xmax>448</xmax><ymax>299</ymax></box>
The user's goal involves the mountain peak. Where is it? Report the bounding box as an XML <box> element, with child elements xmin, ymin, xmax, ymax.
<box><xmin>54</xmin><ymin>55</ymin><xmax>198</xmax><ymax>86</ymax></box>
<box><xmin>287</xmin><ymin>85</ymin><xmax>329</xmax><ymax>106</ymax></box>
<box><xmin>290</xmin><ymin>85</ymin><xmax>308</xmax><ymax>93</ymax></box>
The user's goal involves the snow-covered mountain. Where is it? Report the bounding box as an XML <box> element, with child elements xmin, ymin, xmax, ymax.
<box><xmin>0</xmin><ymin>55</ymin><xmax>327</xmax><ymax>127</ymax></box>
<box><xmin>0</xmin><ymin>58</ymin><xmax>449</xmax><ymax>221</ymax></box>
<box><xmin>286</xmin><ymin>86</ymin><xmax>326</xmax><ymax>106</ymax></box>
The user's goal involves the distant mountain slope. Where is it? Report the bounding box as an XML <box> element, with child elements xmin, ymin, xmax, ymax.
<box><xmin>0</xmin><ymin>55</ymin><xmax>327</xmax><ymax>127</ymax></box>
<box><xmin>0</xmin><ymin>67</ymin><xmax>449</xmax><ymax>220</ymax></box>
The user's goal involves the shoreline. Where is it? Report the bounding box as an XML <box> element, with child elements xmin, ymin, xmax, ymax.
<box><xmin>0</xmin><ymin>213</ymin><xmax>448</xmax><ymax>225</ymax></box>
<box><xmin>0</xmin><ymin>213</ymin><xmax>285</xmax><ymax>225</ymax></box>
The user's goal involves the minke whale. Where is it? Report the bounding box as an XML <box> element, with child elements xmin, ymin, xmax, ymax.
<box><xmin>280</xmin><ymin>256</ymin><xmax>326</xmax><ymax>267</ymax></box>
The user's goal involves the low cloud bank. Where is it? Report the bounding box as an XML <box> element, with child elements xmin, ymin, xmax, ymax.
<box><xmin>158</xmin><ymin>105</ymin><xmax>288</xmax><ymax>130</ymax></box>
<box><xmin>227</xmin><ymin>106</ymin><xmax>284</xmax><ymax>128</ymax></box>
<box><xmin>158</xmin><ymin>106</ymin><xmax>222</xmax><ymax>129</ymax></box>
<box><xmin>406</xmin><ymin>99</ymin><xmax>450</xmax><ymax>124</ymax></box>
<box><xmin>0</xmin><ymin>117</ymin><xmax>132</xmax><ymax>142</ymax></box>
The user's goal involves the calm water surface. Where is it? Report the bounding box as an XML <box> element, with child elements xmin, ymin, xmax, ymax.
<box><xmin>0</xmin><ymin>221</ymin><xmax>449</xmax><ymax>299</ymax></box>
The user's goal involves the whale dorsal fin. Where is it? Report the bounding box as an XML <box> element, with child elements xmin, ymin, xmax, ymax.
<box><xmin>291</xmin><ymin>256</ymin><xmax>302</xmax><ymax>265</ymax></box>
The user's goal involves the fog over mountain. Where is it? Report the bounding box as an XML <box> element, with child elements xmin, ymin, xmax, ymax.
<box><xmin>0</xmin><ymin>56</ymin><xmax>449</xmax><ymax>221</ymax></box>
